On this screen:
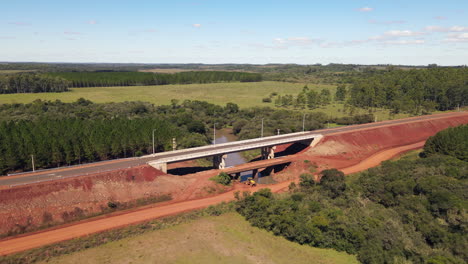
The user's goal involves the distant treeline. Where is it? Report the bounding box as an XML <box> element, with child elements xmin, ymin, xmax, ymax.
<box><xmin>348</xmin><ymin>68</ymin><xmax>468</xmax><ymax>113</ymax></box>
<box><xmin>47</xmin><ymin>71</ymin><xmax>262</xmax><ymax>87</ymax></box>
<box><xmin>0</xmin><ymin>74</ymin><xmax>70</xmax><ymax>94</ymax></box>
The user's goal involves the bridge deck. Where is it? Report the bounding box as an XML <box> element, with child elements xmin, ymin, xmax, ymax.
<box><xmin>222</xmin><ymin>157</ymin><xmax>292</xmax><ymax>174</ymax></box>
<box><xmin>146</xmin><ymin>132</ymin><xmax>321</xmax><ymax>164</ymax></box>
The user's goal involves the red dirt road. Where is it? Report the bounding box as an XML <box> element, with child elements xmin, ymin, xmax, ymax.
<box><xmin>0</xmin><ymin>140</ymin><xmax>427</xmax><ymax>256</ymax></box>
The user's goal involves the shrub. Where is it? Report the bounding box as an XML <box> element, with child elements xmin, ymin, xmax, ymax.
<box><xmin>210</xmin><ymin>172</ymin><xmax>232</xmax><ymax>186</ymax></box>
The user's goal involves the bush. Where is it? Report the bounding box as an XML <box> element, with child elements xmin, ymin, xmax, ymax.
<box><xmin>262</xmin><ymin>97</ymin><xmax>272</xmax><ymax>103</ymax></box>
<box><xmin>210</xmin><ymin>172</ymin><xmax>232</xmax><ymax>186</ymax></box>
<box><xmin>424</xmin><ymin>124</ymin><xmax>468</xmax><ymax>161</ymax></box>
<box><xmin>319</xmin><ymin>169</ymin><xmax>346</xmax><ymax>198</ymax></box>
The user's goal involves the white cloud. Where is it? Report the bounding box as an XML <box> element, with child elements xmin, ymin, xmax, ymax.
<box><xmin>287</xmin><ymin>37</ymin><xmax>316</xmax><ymax>45</ymax></box>
<box><xmin>369</xmin><ymin>30</ymin><xmax>425</xmax><ymax>41</ymax></box>
<box><xmin>64</xmin><ymin>31</ymin><xmax>82</xmax><ymax>35</ymax></box>
<box><xmin>9</xmin><ymin>22</ymin><xmax>31</xmax><ymax>26</ymax></box>
<box><xmin>443</xmin><ymin>33</ymin><xmax>468</xmax><ymax>42</ymax></box>
<box><xmin>369</xmin><ymin>19</ymin><xmax>406</xmax><ymax>25</ymax></box>
<box><xmin>192</xmin><ymin>24</ymin><xmax>202</xmax><ymax>28</ymax></box>
<box><xmin>450</xmin><ymin>26</ymin><xmax>468</xmax><ymax>32</ymax></box>
<box><xmin>273</xmin><ymin>38</ymin><xmax>287</xmax><ymax>44</ymax></box>
<box><xmin>425</xmin><ymin>26</ymin><xmax>468</xmax><ymax>32</ymax></box>
<box><xmin>87</xmin><ymin>20</ymin><xmax>97</xmax><ymax>25</ymax></box>
<box><xmin>384</xmin><ymin>30</ymin><xmax>424</xmax><ymax>37</ymax></box>
<box><xmin>273</xmin><ymin>37</ymin><xmax>319</xmax><ymax>47</ymax></box>
<box><xmin>357</xmin><ymin>7</ymin><xmax>373</xmax><ymax>12</ymax></box>
<box><xmin>381</xmin><ymin>39</ymin><xmax>425</xmax><ymax>45</ymax></box>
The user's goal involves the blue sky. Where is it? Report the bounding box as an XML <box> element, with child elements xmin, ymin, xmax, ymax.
<box><xmin>1</xmin><ymin>0</ymin><xmax>467</xmax><ymax>65</ymax></box>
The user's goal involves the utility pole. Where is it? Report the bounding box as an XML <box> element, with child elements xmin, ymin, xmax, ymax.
<box><xmin>302</xmin><ymin>113</ymin><xmax>306</xmax><ymax>132</ymax></box>
<box><xmin>31</xmin><ymin>155</ymin><xmax>35</xmax><ymax>172</ymax></box>
<box><xmin>172</xmin><ymin>138</ymin><xmax>177</xmax><ymax>151</ymax></box>
<box><xmin>261</xmin><ymin>118</ymin><xmax>264</xmax><ymax>137</ymax></box>
<box><xmin>213</xmin><ymin>123</ymin><xmax>217</xmax><ymax>145</ymax></box>
<box><xmin>277</xmin><ymin>129</ymin><xmax>280</xmax><ymax>135</ymax></box>
<box><xmin>152</xmin><ymin>129</ymin><xmax>157</xmax><ymax>154</ymax></box>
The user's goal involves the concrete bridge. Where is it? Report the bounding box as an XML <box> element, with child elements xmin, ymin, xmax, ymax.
<box><xmin>147</xmin><ymin>132</ymin><xmax>323</xmax><ymax>173</ymax></box>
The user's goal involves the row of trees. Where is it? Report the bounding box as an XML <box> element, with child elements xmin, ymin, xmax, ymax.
<box><xmin>272</xmin><ymin>86</ymin><xmax>334</xmax><ymax>109</ymax></box>
<box><xmin>348</xmin><ymin>67</ymin><xmax>468</xmax><ymax>114</ymax></box>
<box><xmin>0</xmin><ymin>74</ymin><xmax>70</xmax><ymax>94</ymax></box>
<box><xmin>0</xmin><ymin>118</ymin><xmax>184</xmax><ymax>174</ymax></box>
<box><xmin>236</xmin><ymin>137</ymin><xmax>467</xmax><ymax>263</ymax></box>
<box><xmin>48</xmin><ymin>71</ymin><xmax>262</xmax><ymax>87</ymax></box>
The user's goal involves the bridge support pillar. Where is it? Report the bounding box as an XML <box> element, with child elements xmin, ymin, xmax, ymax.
<box><xmin>213</xmin><ymin>154</ymin><xmax>227</xmax><ymax>169</ymax></box>
<box><xmin>261</xmin><ymin>146</ymin><xmax>276</xmax><ymax>160</ymax></box>
<box><xmin>150</xmin><ymin>162</ymin><xmax>167</xmax><ymax>174</ymax></box>
<box><xmin>252</xmin><ymin>169</ymin><xmax>259</xmax><ymax>181</ymax></box>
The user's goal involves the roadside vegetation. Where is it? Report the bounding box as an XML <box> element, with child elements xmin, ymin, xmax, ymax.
<box><xmin>423</xmin><ymin>124</ymin><xmax>467</xmax><ymax>161</ymax></box>
<box><xmin>235</xmin><ymin>125</ymin><xmax>468</xmax><ymax>264</ymax></box>
<box><xmin>210</xmin><ymin>172</ymin><xmax>232</xmax><ymax>186</ymax></box>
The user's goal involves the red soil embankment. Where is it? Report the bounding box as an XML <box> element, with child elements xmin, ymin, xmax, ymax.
<box><xmin>0</xmin><ymin>163</ymin><xmax>227</xmax><ymax>236</ymax></box>
<box><xmin>272</xmin><ymin>113</ymin><xmax>468</xmax><ymax>181</ymax></box>
<box><xmin>0</xmin><ymin>137</ymin><xmax>454</xmax><ymax>256</ymax></box>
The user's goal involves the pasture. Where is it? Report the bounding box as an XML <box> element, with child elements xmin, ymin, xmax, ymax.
<box><xmin>40</xmin><ymin>213</ymin><xmax>357</xmax><ymax>264</ymax></box>
<box><xmin>0</xmin><ymin>81</ymin><xmax>413</xmax><ymax>119</ymax></box>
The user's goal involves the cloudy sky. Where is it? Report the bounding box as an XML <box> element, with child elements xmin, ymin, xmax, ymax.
<box><xmin>1</xmin><ymin>0</ymin><xmax>467</xmax><ymax>65</ymax></box>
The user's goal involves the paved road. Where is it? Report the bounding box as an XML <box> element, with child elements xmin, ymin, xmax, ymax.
<box><xmin>0</xmin><ymin>111</ymin><xmax>466</xmax><ymax>187</ymax></box>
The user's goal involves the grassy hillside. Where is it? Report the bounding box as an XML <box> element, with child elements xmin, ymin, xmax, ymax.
<box><xmin>40</xmin><ymin>213</ymin><xmax>357</xmax><ymax>264</ymax></box>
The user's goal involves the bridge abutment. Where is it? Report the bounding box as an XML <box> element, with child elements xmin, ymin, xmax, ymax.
<box><xmin>213</xmin><ymin>154</ymin><xmax>227</xmax><ymax>169</ymax></box>
<box><xmin>149</xmin><ymin>162</ymin><xmax>167</xmax><ymax>173</ymax></box>
<box><xmin>261</xmin><ymin>146</ymin><xmax>276</xmax><ymax>160</ymax></box>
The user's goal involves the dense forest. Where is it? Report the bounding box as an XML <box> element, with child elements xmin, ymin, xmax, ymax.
<box><xmin>236</xmin><ymin>126</ymin><xmax>468</xmax><ymax>264</ymax></box>
<box><xmin>0</xmin><ymin>74</ymin><xmax>70</xmax><ymax>94</ymax></box>
<box><xmin>348</xmin><ymin>68</ymin><xmax>468</xmax><ymax>114</ymax></box>
<box><xmin>0</xmin><ymin>99</ymin><xmax>356</xmax><ymax>174</ymax></box>
<box><xmin>47</xmin><ymin>71</ymin><xmax>262</xmax><ymax>87</ymax></box>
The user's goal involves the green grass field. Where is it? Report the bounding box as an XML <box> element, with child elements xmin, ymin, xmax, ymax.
<box><xmin>0</xmin><ymin>81</ymin><xmax>330</xmax><ymax>108</ymax></box>
<box><xmin>40</xmin><ymin>213</ymin><xmax>357</xmax><ymax>264</ymax></box>
<box><xmin>0</xmin><ymin>80</ymin><xmax>416</xmax><ymax>119</ymax></box>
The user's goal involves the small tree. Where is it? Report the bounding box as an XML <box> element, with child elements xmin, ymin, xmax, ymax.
<box><xmin>319</xmin><ymin>169</ymin><xmax>346</xmax><ymax>198</ymax></box>
<box><xmin>335</xmin><ymin>85</ymin><xmax>347</xmax><ymax>101</ymax></box>
<box><xmin>210</xmin><ymin>172</ymin><xmax>232</xmax><ymax>186</ymax></box>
